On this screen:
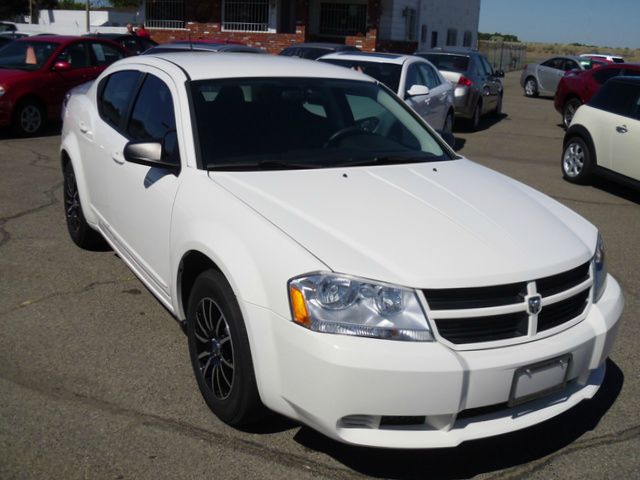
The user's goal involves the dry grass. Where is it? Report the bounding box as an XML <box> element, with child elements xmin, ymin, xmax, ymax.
<box><xmin>526</xmin><ymin>42</ymin><xmax>640</xmax><ymax>63</ymax></box>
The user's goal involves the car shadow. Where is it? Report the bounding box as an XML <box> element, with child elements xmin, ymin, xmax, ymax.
<box><xmin>0</xmin><ymin>122</ymin><xmax>62</xmax><ymax>140</ymax></box>
<box><xmin>454</xmin><ymin>113</ymin><xmax>509</xmax><ymax>134</ymax></box>
<box><xmin>589</xmin><ymin>177</ymin><xmax>640</xmax><ymax>205</ymax></box>
<box><xmin>293</xmin><ymin>359</ymin><xmax>623</xmax><ymax>480</ymax></box>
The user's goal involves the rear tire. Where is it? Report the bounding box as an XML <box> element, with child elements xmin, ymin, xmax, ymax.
<box><xmin>12</xmin><ymin>99</ymin><xmax>45</xmax><ymax>137</ymax></box>
<box><xmin>63</xmin><ymin>161</ymin><xmax>104</xmax><ymax>249</ymax></box>
<box><xmin>467</xmin><ymin>101</ymin><xmax>481</xmax><ymax>131</ymax></box>
<box><xmin>443</xmin><ymin>110</ymin><xmax>454</xmax><ymax>134</ymax></box>
<box><xmin>562</xmin><ymin>136</ymin><xmax>593</xmax><ymax>184</ymax></box>
<box><xmin>493</xmin><ymin>92</ymin><xmax>503</xmax><ymax>116</ymax></box>
<box><xmin>186</xmin><ymin>269</ymin><xmax>265</xmax><ymax>426</ymax></box>
<box><xmin>524</xmin><ymin>77</ymin><xmax>539</xmax><ymax>97</ymax></box>
<box><xmin>562</xmin><ymin>97</ymin><xmax>582</xmax><ymax>129</ymax></box>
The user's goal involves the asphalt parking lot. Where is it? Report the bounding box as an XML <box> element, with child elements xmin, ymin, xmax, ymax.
<box><xmin>1</xmin><ymin>71</ymin><xmax>638</xmax><ymax>480</ymax></box>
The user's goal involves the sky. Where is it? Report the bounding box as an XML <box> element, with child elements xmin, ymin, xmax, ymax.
<box><xmin>479</xmin><ymin>0</ymin><xmax>640</xmax><ymax>49</ymax></box>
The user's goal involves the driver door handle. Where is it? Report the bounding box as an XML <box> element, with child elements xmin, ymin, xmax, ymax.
<box><xmin>112</xmin><ymin>151</ymin><xmax>125</xmax><ymax>164</ymax></box>
<box><xmin>616</xmin><ymin>125</ymin><xmax>628</xmax><ymax>134</ymax></box>
<box><xmin>78</xmin><ymin>121</ymin><xmax>91</xmax><ymax>134</ymax></box>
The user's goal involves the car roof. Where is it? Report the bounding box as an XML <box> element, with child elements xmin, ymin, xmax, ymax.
<box><xmin>117</xmin><ymin>52</ymin><xmax>375</xmax><ymax>82</ymax></box>
<box><xmin>319</xmin><ymin>51</ymin><xmax>412</xmax><ymax>65</ymax></box>
<box><xmin>84</xmin><ymin>33</ymin><xmax>123</xmax><ymax>39</ymax></box>
<box><xmin>284</xmin><ymin>42</ymin><xmax>356</xmax><ymax>49</ymax></box>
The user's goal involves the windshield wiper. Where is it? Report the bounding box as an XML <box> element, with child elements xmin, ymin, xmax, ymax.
<box><xmin>208</xmin><ymin>159</ymin><xmax>318</xmax><ymax>171</ymax></box>
<box><xmin>332</xmin><ymin>155</ymin><xmax>433</xmax><ymax>167</ymax></box>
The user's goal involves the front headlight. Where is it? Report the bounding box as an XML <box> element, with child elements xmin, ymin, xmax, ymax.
<box><xmin>593</xmin><ymin>233</ymin><xmax>607</xmax><ymax>302</ymax></box>
<box><xmin>288</xmin><ymin>273</ymin><xmax>433</xmax><ymax>341</ymax></box>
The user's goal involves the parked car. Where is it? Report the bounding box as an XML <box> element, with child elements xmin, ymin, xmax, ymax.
<box><xmin>61</xmin><ymin>52</ymin><xmax>623</xmax><ymax>449</ymax></box>
<box><xmin>414</xmin><ymin>48</ymin><xmax>503</xmax><ymax>131</ymax></box>
<box><xmin>555</xmin><ymin>63</ymin><xmax>640</xmax><ymax>128</ymax></box>
<box><xmin>84</xmin><ymin>33</ymin><xmax>157</xmax><ymax>55</ymax></box>
<box><xmin>279</xmin><ymin>42</ymin><xmax>359</xmax><ymax>60</ymax></box>
<box><xmin>580</xmin><ymin>53</ymin><xmax>625</xmax><ymax>64</ymax></box>
<box><xmin>520</xmin><ymin>56</ymin><xmax>596</xmax><ymax>97</ymax></box>
<box><xmin>0</xmin><ymin>35</ymin><xmax>127</xmax><ymax>135</ymax></box>
<box><xmin>143</xmin><ymin>40</ymin><xmax>264</xmax><ymax>54</ymax></box>
<box><xmin>562</xmin><ymin>76</ymin><xmax>640</xmax><ymax>185</ymax></box>
<box><xmin>319</xmin><ymin>51</ymin><xmax>455</xmax><ymax>133</ymax></box>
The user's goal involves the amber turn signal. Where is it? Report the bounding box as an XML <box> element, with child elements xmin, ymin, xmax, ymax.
<box><xmin>290</xmin><ymin>286</ymin><xmax>310</xmax><ymax>327</ymax></box>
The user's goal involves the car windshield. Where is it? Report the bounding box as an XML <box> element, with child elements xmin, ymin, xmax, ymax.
<box><xmin>418</xmin><ymin>54</ymin><xmax>469</xmax><ymax>73</ymax></box>
<box><xmin>318</xmin><ymin>59</ymin><xmax>402</xmax><ymax>92</ymax></box>
<box><xmin>0</xmin><ymin>41</ymin><xmax>59</xmax><ymax>70</ymax></box>
<box><xmin>190</xmin><ymin>78</ymin><xmax>450</xmax><ymax>171</ymax></box>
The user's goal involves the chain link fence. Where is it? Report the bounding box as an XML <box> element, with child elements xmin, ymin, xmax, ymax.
<box><xmin>478</xmin><ymin>40</ymin><xmax>527</xmax><ymax>72</ymax></box>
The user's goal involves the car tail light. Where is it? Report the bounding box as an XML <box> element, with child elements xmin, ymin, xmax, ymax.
<box><xmin>457</xmin><ymin>75</ymin><xmax>472</xmax><ymax>87</ymax></box>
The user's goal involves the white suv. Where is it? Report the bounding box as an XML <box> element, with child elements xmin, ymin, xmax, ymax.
<box><xmin>562</xmin><ymin>76</ymin><xmax>640</xmax><ymax>185</ymax></box>
<box><xmin>61</xmin><ymin>53</ymin><xmax>623</xmax><ymax>449</ymax></box>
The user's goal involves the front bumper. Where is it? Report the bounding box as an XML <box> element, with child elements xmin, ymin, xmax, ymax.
<box><xmin>250</xmin><ymin>274</ymin><xmax>623</xmax><ymax>449</ymax></box>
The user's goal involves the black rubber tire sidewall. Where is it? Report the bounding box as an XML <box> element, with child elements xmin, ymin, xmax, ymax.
<box><xmin>63</xmin><ymin>162</ymin><xmax>103</xmax><ymax>249</ymax></box>
<box><xmin>562</xmin><ymin>136</ymin><xmax>593</xmax><ymax>184</ymax></box>
<box><xmin>468</xmin><ymin>101</ymin><xmax>481</xmax><ymax>131</ymax></box>
<box><xmin>186</xmin><ymin>269</ymin><xmax>263</xmax><ymax>426</ymax></box>
<box><xmin>12</xmin><ymin>100</ymin><xmax>45</xmax><ymax>137</ymax></box>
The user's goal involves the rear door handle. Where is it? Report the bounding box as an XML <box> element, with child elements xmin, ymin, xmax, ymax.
<box><xmin>616</xmin><ymin>125</ymin><xmax>628</xmax><ymax>134</ymax></box>
<box><xmin>112</xmin><ymin>151</ymin><xmax>125</xmax><ymax>164</ymax></box>
<box><xmin>78</xmin><ymin>121</ymin><xmax>91</xmax><ymax>134</ymax></box>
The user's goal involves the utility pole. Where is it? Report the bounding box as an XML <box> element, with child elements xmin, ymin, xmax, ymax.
<box><xmin>85</xmin><ymin>0</ymin><xmax>90</xmax><ymax>32</ymax></box>
<box><xmin>29</xmin><ymin>0</ymin><xmax>33</xmax><ymax>24</ymax></box>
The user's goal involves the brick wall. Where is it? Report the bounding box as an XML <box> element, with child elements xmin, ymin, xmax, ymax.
<box><xmin>345</xmin><ymin>28</ymin><xmax>377</xmax><ymax>52</ymax></box>
<box><xmin>149</xmin><ymin>23</ymin><xmax>306</xmax><ymax>54</ymax></box>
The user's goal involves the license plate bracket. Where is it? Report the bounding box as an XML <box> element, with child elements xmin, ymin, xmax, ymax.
<box><xmin>508</xmin><ymin>354</ymin><xmax>572</xmax><ymax>407</ymax></box>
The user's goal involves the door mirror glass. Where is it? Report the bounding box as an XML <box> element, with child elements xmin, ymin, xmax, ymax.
<box><xmin>406</xmin><ymin>84</ymin><xmax>430</xmax><ymax>97</ymax></box>
<box><xmin>52</xmin><ymin>60</ymin><xmax>72</xmax><ymax>71</ymax></box>
<box><xmin>123</xmin><ymin>141</ymin><xmax>178</xmax><ymax>170</ymax></box>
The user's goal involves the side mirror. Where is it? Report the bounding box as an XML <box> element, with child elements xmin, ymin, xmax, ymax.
<box><xmin>406</xmin><ymin>84</ymin><xmax>430</xmax><ymax>97</ymax></box>
<box><xmin>52</xmin><ymin>60</ymin><xmax>72</xmax><ymax>72</ymax></box>
<box><xmin>494</xmin><ymin>70</ymin><xmax>505</xmax><ymax>78</ymax></box>
<box><xmin>123</xmin><ymin>140</ymin><xmax>179</xmax><ymax>170</ymax></box>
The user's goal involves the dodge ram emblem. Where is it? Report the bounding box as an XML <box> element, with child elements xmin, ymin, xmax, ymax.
<box><xmin>527</xmin><ymin>295</ymin><xmax>542</xmax><ymax>315</ymax></box>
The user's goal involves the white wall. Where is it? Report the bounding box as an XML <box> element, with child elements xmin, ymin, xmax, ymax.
<box><xmin>416</xmin><ymin>0</ymin><xmax>480</xmax><ymax>49</ymax></box>
<box><xmin>14</xmin><ymin>9</ymin><xmax>143</xmax><ymax>35</ymax></box>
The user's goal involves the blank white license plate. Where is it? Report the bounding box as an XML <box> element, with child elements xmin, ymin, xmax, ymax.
<box><xmin>508</xmin><ymin>354</ymin><xmax>572</xmax><ymax>407</ymax></box>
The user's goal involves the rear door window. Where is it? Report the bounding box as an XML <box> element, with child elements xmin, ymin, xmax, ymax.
<box><xmin>590</xmin><ymin>81</ymin><xmax>640</xmax><ymax>118</ymax></box>
<box><xmin>56</xmin><ymin>42</ymin><xmax>91</xmax><ymax>69</ymax></box>
<box><xmin>90</xmin><ymin>42</ymin><xmax>125</xmax><ymax>67</ymax></box>
<box><xmin>542</xmin><ymin>58</ymin><xmax>563</xmax><ymax>70</ymax></box>
<box><xmin>564</xmin><ymin>59</ymin><xmax>580</xmax><ymax>71</ymax></box>
<box><xmin>99</xmin><ymin>70</ymin><xmax>141</xmax><ymax>130</ymax></box>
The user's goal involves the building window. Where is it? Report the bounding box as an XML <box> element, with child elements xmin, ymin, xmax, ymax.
<box><xmin>431</xmin><ymin>31</ymin><xmax>438</xmax><ymax>48</ymax></box>
<box><xmin>319</xmin><ymin>3</ymin><xmax>367</xmax><ymax>36</ymax></box>
<box><xmin>223</xmin><ymin>0</ymin><xmax>270</xmax><ymax>32</ymax></box>
<box><xmin>420</xmin><ymin>25</ymin><xmax>427</xmax><ymax>43</ymax></box>
<box><xmin>403</xmin><ymin>7</ymin><xmax>417</xmax><ymax>41</ymax></box>
<box><xmin>463</xmin><ymin>30</ymin><xmax>473</xmax><ymax>47</ymax></box>
<box><xmin>145</xmin><ymin>0</ymin><xmax>186</xmax><ymax>29</ymax></box>
<box><xmin>446</xmin><ymin>28</ymin><xmax>457</xmax><ymax>46</ymax></box>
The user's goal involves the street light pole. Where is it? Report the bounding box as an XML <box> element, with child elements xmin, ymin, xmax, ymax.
<box><xmin>85</xmin><ymin>0</ymin><xmax>90</xmax><ymax>32</ymax></box>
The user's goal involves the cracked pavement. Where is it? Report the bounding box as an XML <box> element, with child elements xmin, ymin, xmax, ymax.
<box><xmin>0</xmin><ymin>73</ymin><xmax>639</xmax><ymax>479</ymax></box>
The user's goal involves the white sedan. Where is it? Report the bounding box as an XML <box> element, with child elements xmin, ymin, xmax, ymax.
<box><xmin>319</xmin><ymin>51</ymin><xmax>455</xmax><ymax>135</ymax></box>
<box><xmin>562</xmin><ymin>76</ymin><xmax>640</xmax><ymax>185</ymax></box>
<box><xmin>61</xmin><ymin>53</ymin><xmax>623</xmax><ymax>449</ymax></box>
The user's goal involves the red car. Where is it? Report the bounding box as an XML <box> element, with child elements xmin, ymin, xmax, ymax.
<box><xmin>0</xmin><ymin>35</ymin><xmax>127</xmax><ymax>136</ymax></box>
<box><xmin>554</xmin><ymin>63</ymin><xmax>640</xmax><ymax>128</ymax></box>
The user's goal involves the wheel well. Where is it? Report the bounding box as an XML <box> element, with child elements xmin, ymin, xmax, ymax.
<box><xmin>61</xmin><ymin>150</ymin><xmax>70</xmax><ymax>172</ymax></box>
<box><xmin>178</xmin><ymin>251</ymin><xmax>222</xmax><ymax>319</ymax></box>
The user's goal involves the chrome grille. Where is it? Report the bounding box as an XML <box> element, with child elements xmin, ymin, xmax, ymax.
<box><xmin>425</xmin><ymin>262</ymin><xmax>592</xmax><ymax>346</ymax></box>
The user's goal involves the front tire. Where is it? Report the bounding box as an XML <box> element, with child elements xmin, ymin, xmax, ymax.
<box><xmin>562</xmin><ymin>98</ymin><xmax>582</xmax><ymax>129</ymax></box>
<box><xmin>524</xmin><ymin>77</ymin><xmax>539</xmax><ymax>97</ymax></box>
<box><xmin>63</xmin><ymin>162</ymin><xmax>104</xmax><ymax>249</ymax></box>
<box><xmin>562</xmin><ymin>136</ymin><xmax>593</xmax><ymax>184</ymax></box>
<box><xmin>186</xmin><ymin>269</ymin><xmax>265</xmax><ymax>426</ymax></box>
<box><xmin>467</xmin><ymin>101</ymin><xmax>481</xmax><ymax>131</ymax></box>
<box><xmin>12</xmin><ymin>100</ymin><xmax>45</xmax><ymax>137</ymax></box>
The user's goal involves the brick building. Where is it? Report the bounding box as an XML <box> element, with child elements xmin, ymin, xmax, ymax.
<box><xmin>144</xmin><ymin>0</ymin><xmax>480</xmax><ymax>54</ymax></box>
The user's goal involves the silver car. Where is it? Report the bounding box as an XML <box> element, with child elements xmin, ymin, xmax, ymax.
<box><xmin>319</xmin><ymin>51</ymin><xmax>455</xmax><ymax>135</ymax></box>
<box><xmin>520</xmin><ymin>56</ymin><xmax>593</xmax><ymax>97</ymax></box>
<box><xmin>414</xmin><ymin>48</ymin><xmax>504</xmax><ymax>131</ymax></box>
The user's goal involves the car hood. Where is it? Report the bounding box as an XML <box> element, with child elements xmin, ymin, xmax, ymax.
<box><xmin>210</xmin><ymin>159</ymin><xmax>597</xmax><ymax>288</ymax></box>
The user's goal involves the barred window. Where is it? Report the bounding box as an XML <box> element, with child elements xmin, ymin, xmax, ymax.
<box><xmin>403</xmin><ymin>7</ymin><xmax>416</xmax><ymax>42</ymax></box>
<box><xmin>223</xmin><ymin>0</ymin><xmax>270</xmax><ymax>32</ymax></box>
<box><xmin>463</xmin><ymin>30</ymin><xmax>473</xmax><ymax>47</ymax></box>
<box><xmin>319</xmin><ymin>3</ymin><xmax>367</xmax><ymax>36</ymax></box>
<box><xmin>446</xmin><ymin>28</ymin><xmax>457</xmax><ymax>46</ymax></box>
<box><xmin>145</xmin><ymin>0</ymin><xmax>186</xmax><ymax>29</ymax></box>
